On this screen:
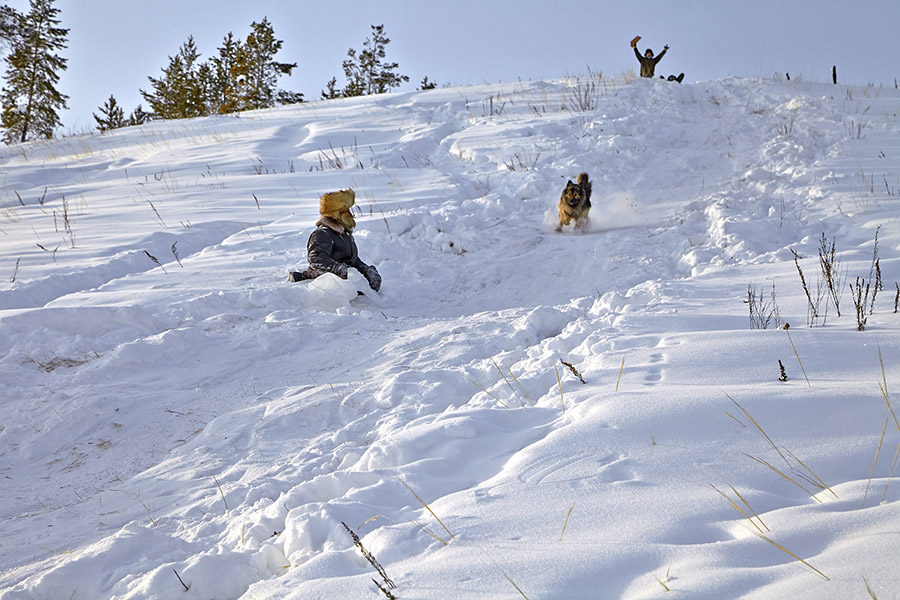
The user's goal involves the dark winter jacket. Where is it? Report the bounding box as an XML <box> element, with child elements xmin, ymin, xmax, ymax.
<box><xmin>306</xmin><ymin>217</ymin><xmax>370</xmax><ymax>277</ymax></box>
<box><xmin>634</xmin><ymin>47</ymin><xmax>667</xmax><ymax>78</ymax></box>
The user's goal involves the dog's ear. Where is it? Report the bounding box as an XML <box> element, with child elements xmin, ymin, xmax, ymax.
<box><xmin>566</xmin><ymin>180</ymin><xmax>574</xmax><ymax>187</ymax></box>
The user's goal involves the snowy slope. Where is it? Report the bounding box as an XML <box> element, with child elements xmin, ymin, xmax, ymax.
<box><xmin>1</xmin><ymin>74</ymin><xmax>900</xmax><ymax>599</ymax></box>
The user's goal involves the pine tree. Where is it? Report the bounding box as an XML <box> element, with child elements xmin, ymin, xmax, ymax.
<box><xmin>419</xmin><ymin>76</ymin><xmax>437</xmax><ymax>90</ymax></box>
<box><xmin>338</xmin><ymin>24</ymin><xmax>408</xmax><ymax>98</ymax></box>
<box><xmin>276</xmin><ymin>89</ymin><xmax>304</xmax><ymax>105</ymax></box>
<box><xmin>340</xmin><ymin>47</ymin><xmax>366</xmax><ymax>98</ymax></box>
<box><xmin>321</xmin><ymin>76</ymin><xmax>341</xmax><ymax>100</ymax></box>
<box><xmin>207</xmin><ymin>31</ymin><xmax>242</xmax><ymax>114</ymax></box>
<box><xmin>1</xmin><ymin>0</ymin><xmax>68</xmax><ymax>144</ymax></box>
<box><xmin>230</xmin><ymin>18</ymin><xmax>297</xmax><ymax>112</ymax></box>
<box><xmin>93</xmin><ymin>94</ymin><xmax>126</xmax><ymax>131</ymax></box>
<box><xmin>127</xmin><ymin>103</ymin><xmax>150</xmax><ymax>126</ymax></box>
<box><xmin>367</xmin><ymin>25</ymin><xmax>408</xmax><ymax>94</ymax></box>
<box><xmin>0</xmin><ymin>5</ymin><xmax>22</xmax><ymax>52</ymax></box>
<box><xmin>140</xmin><ymin>36</ymin><xmax>204</xmax><ymax>120</ymax></box>
<box><xmin>142</xmin><ymin>20</ymin><xmax>299</xmax><ymax>119</ymax></box>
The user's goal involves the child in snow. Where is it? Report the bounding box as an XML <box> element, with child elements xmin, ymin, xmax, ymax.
<box><xmin>631</xmin><ymin>35</ymin><xmax>669</xmax><ymax>78</ymax></box>
<box><xmin>289</xmin><ymin>189</ymin><xmax>382</xmax><ymax>292</ymax></box>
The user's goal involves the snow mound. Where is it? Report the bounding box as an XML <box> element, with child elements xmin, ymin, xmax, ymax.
<box><xmin>2</xmin><ymin>76</ymin><xmax>900</xmax><ymax>599</ymax></box>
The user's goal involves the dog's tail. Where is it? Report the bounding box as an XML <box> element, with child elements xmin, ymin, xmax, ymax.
<box><xmin>577</xmin><ymin>172</ymin><xmax>592</xmax><ymax>202</ymax></box>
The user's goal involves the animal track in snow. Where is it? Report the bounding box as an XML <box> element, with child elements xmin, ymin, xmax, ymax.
<box><xmin>644</xmin><ymin>352</ymin><xmax>665</xmax><ymax>384</ymax></box>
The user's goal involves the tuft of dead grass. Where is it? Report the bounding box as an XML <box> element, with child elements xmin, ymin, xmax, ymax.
<box><xmin>398</xmin><ymin>478</ymin><xmax>454</xmax><ymax>542</ymax></box>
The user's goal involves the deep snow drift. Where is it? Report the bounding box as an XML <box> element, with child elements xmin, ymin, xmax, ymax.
<box><xmin>2</xmin><ymin>74</ymin><xmax>900</xmax><ymax>599</ymax></box>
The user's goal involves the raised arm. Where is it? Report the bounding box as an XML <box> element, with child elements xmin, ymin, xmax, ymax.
<box><xmin>654</xmin><ymin>45</ymin><xmax>669</xmax><ymax>64</ymax></box>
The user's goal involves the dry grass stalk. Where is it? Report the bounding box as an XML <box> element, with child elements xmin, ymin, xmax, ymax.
<box><xmin>743</xmin><ymin>453</ymin><xmax>821</xmax><ymax>501</ymax></box>
<box><xmin>616</xmin><ymin>355</ymin><xmax>626</xmax><ymax>391</ymax></box>
<box><xmin>506</xmin><ymin>365</ymin><xmax>530</xmax><ymax>404</ymax></box>
<box><xmin>173</xmin><ymin>569</ymin><xmax>190</xmax><ymax>592</ymax></box>
<box><xmin>818</xmin><ymin>233</ymin><xmax>845</xmax><ymax>317</ymax></box>
<box><xmin>747</xmin><ymin>282</ymin><xmax>781</xmax><ymax>329</ymax></box>
<box><xmin>726</xmin><ymin>394</ymin><xmax>789</xmax><ymax>465</ymax></box>
<box><xmin>147</xmin><ymin>199</ymin><xmax>167</xmax><ymax>228</ymax></box>
<box><xmin>863</xmin><ymin>575</ymin><xmax>879</xmax><ymax>599</ymax></box>
<box><xmin>725</xmin><ymin>411</ymin><xmax>746</xmax><ymax>427</ymax></box>
<box><xmin>783</xmin><ymin>447</ymin><xmax>837</xmax><ymax>499</ymax></box>
<box><xmin>560</xmin><ymin>359</ymin><xmax>585</xmax><ymax>384</ymax></box>
<box><xmin>565</xmin><ymin>76</ymin><xmax>600</xmax><ymax>112</ymax></box>
<box><xmin>361</xmin><ymin>515</ymin><xmax>382</xmax><ymax>527</ymax></box>
<box><xmin>559</xmin><ymin>502</ymin><xmax>575</xmax><ymax>541</ymax></box>
<box><xmin>877</xmin><ymin>347</ymin><xmax>900</xmax><ymax>433</ymax></box>
<box><xmin>881</xmin><ymin>440</ymin><xmax>900</xmax><ymax>503</ymax></box>
<box><xmin>783</xmin><ymin>326</ymin><xmax>811</xmax><ymax>387</ymax></box>
<box><xmin>464</xmin><ymin>375</ymin><xmax>509</xmax><ymax>409</ymax></box>
<box><xmin>409</xmin><ymin>520</ymin><xmax>449</xmax><ymax>545</ymax></box>
<box><xmin>143</xmin><ymin>250</ymin><xmax>168</xmax><ymax>274</ymax></box>
<box><xmin>751</xmin><ymin>530</ymin><xmax>829</xmax><ymax>580</ymax></box>
<box><xmin>709</xmin><ymin>483</ymin><xmax>767</xmax><ymax>533</ymax></box>
<box><xmin>9</xmin><ymin>257</ymin><xmax>20</xmax><ymax>283</ymax></box>
<box><xmin>852</xmin><ymin>277</ymin><xmax>873</xmax><ymax>330</ymax></box>
<box><xmin>30</xmin><ymin>355</ymin><xmax>93</xmax><ymax>372</ymax></box>
<box><xmin>381</xmin><ymin>209</ymin><xmax>393</xmax><ymax>240</ymax></box>
<box><xmin>59</xmin><ymin>194</ymin><xmax>76</xmax><ymax>248</ymax></box>
<box><xmin>555</xmin><ymin>366</ymin><xmax>565</xmax><ymax>411</ymax></box>
<box><xmin>491</xmin><ymin>358</ymin><xmax>524</xmax><ymax>406</ymax></box>
<box><xmin>500</xmin><ymin>568</ymin><xmax>530</xmax><ymax>599</ymax></box>
<box><xmin>36</xmin><ymin>242</ymin><xmax>60</xmax><ymax>264</ymax></box>
<box><xmin>791</xmin><ymin>250</ymin><xmax>825</xmax><ymax>326</ymax></box>
<box><xmin>398</xmin><ymin>478</ymin><xmax>454</xmax><ymax>540</ymax></box>
<box><xmin>863</xmin><ymin>415</ymin><xmax>889</xmax><ymax>508</ymax></box>
<box><xmin>876</xmin><ymin>347</ymin><xmax>900</xmax><ymax>502</ymax></box>
<box><xmin>373</xmin><ymin>578</ymin><xmax>397</xmax><ymax>599</ymax></box>
<box><xmin>852</xmin><ymin>228</ymin><xmax>883</xmax><ymax>329</ymax></box>
<box><xmin>37</xmin><ymin>545</ymin><xmax>72</xmax><ymax>557</ymax></box>
<box><xmin>729</xmin><ymin>483</ymin><xmax>770</xmax><ymax>532</ymax></box>
<box><xmin>171</xmin><ymin>242</ymin><xmax>183</xmax><ymax>267</ymax></box>
<box><xmin>654</xmin><ymin>567</ymin><xmax>671</xmax><ymax>592</ymax></box>
<box><xmin>213</xmin><ymin>474</ymin><xmax>228</xmax><ymax>511</ymax></box>
<box><xmin>342</xmin><ymin>521</ymin><xmax>396</xmax><ymax>590</ymax></box>
<box><xmin>869</xmin><ymin>231</ymin><xmax>883</xmax><ymax>313</ymax></box>
<box><xmin>141</xmin><ymin>500</ymin><xmax>158</xmax><ymax>526</ymax></box>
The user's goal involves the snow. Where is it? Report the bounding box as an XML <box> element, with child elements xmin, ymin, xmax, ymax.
<box><xmin>2</xmin><ymin>73</ymin><xmax>900</xmax><ymax>599</ymax></box>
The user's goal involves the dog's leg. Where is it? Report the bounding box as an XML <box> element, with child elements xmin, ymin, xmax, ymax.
<box><xmin>557</xmin><ymin>206</ymin><xmax>568</xmax><ymax>232</ymax></box>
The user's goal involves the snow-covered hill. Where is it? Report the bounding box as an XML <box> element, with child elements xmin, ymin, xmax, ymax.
<box><xmin>2</xmin><ymin>74</ymin><xmax>899</xmax><ymax>599</ymax></box>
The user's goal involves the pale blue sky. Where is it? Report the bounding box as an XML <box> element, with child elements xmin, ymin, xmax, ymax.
<box><xmin>4</xmin><ymin>0</ymin><xmax>900</xmax><ymax>132</ymax></box>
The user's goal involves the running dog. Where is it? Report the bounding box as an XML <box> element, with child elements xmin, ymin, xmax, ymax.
<box><xmin>556</xmin><ymin>172</ymin><xmax>592</xmax><ymax>231</ymax></box>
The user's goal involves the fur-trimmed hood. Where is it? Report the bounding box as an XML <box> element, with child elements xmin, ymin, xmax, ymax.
<box><xmin>319</xmin><ymin>189</ymin><xmax>355</xmax><ymax>216</ymax></box>
<box><xmin>315</xmin><ymin>215</ymin><xmax>347</xmax><ymax>234</ymax></box>
<box><xmin>319</xmin><ymin>189</ymin><xmax>356</xmax><ymax>230</ymax></box>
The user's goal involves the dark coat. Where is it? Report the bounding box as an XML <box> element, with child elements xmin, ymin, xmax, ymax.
<box><xmin>306</xmin><ymin>217</ymin><xmax>370</xmax><ymax>277</ymax></box>
<box><xmin>634</xmin><ymin>47</ymin><xmax>667</xmax><ymax>78</ymax></box>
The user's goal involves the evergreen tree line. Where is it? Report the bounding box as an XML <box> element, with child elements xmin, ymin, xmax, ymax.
<box><xmin>1</xmin><ymin>0</ymin><xmax>67</xmax><ymax>144</ymax></box>
<box><xmin>132</xmin><ymin>18</ymin><xmax>299</xmax><ymax>128</ymax></box>
<box><xmin>107</xmin><ymin>22</ymin><xmax>423</xmax><ymax>131</ymax></box>
<box><xmin>1</xmin><ymin>0</ymin><xmax>429</xmax><ymax>143</ymax></box>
